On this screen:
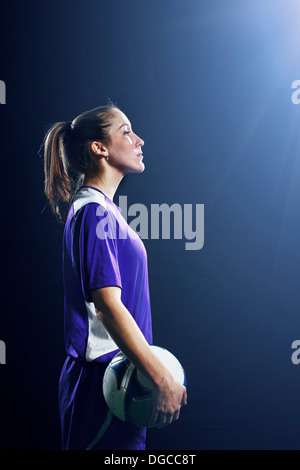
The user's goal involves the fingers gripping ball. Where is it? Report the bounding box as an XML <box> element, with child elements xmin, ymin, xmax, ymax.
<box><xmin>102</xmin><ymin>345</ymin><xmax>187</xmax><ymax>428</ymax></box>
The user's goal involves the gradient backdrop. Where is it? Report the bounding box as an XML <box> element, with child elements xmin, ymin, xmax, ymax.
<box><xmin>1</xmin><ymin>0</ymin><xmax>300</xmax><ymax>450</ymax></box>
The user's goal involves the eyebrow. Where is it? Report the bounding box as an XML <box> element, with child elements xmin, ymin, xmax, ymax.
<box><xmin>118</xmin><ymin>122</ymin><xmax>131</xmax><ymax>129</ymax></box>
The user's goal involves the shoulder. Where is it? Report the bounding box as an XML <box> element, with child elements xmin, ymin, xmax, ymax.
<box><xmin>70</xmin><ymin>187</ymin><xmax>109</xmax><ymax>229</ymax></box>
<box><xmin>69</xmin><ymin>187</ymin><xmax>124</xmax><ymax>239</ymax></box>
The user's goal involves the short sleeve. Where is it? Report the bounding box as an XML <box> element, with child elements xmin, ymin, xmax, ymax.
<box><xmin>80</xmin><ymin>203</ymin><xmax>122</xmax><ymax>302</ymax></box>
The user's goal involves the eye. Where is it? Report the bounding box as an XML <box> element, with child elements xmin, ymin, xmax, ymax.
<box><xmin>124</xmin><ymin>130</ymin><xmax>131</xmax><ymax>135</ymax></box>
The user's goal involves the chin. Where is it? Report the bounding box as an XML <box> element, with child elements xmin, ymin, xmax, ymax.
<box><xmin>138</xmin><ymin>162</ymin><xmax>145</xmax><ymax>173</ymax></box>
<box><xmin>127</xmin><ymin>162</ymin><xmax>145</xmax><ymax>174</ymax></box>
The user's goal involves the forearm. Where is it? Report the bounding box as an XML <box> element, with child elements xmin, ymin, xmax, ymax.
<box><xmin>94</xmin><ymin>292</ymin><xmax>170</xmax><ymax>387</ymax></box>
<box><xmin>93</xmin><ymin>286</ymin><xmax>187</xmax><ymax>428</ymax></box>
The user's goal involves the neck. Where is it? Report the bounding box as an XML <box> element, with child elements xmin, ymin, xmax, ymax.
<box><xmin>83</xmin><ymin>171</ymin><xmax>124</xmax><ymax>201</ymax></box>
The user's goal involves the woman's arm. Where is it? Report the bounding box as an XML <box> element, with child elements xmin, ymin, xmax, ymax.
<box><xmin>92</xmin><ymin>286</ymin><xmax>187</xmax><ymax>429</ymax></box>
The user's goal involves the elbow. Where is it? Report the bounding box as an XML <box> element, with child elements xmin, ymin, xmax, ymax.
<box><xmin>95</xmin><ymin>307</ymin><xmax>108</xmax><ymax>323</ymax></box>
<box><xmin>91</xmin><ymin>286</ymin><xmax>122</xmax><ymax>320</ymax></box>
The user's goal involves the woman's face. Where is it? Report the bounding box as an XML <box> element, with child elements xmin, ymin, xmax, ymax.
<box><xmin>105</xmin><ymin>109</ymin><xmax>145</xmax><ymax>175</ymax></box>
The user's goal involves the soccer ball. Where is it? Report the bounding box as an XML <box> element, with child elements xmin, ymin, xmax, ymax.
<box><xmin>102</xmin><ymin>345</ymin><xmax>186</xmax><ymax>428</ymax></box>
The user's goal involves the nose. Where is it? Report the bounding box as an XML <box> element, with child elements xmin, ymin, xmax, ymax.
<box><xmin>135</xmin><ymin>133</ymin><xmax>144</xmax><ymax>148</ymax></box>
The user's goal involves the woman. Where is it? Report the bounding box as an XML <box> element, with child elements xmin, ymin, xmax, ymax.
<box><xmin>43</xmin><ymin>103</ymin><xmax>187</xmax><ymax>450</ymax></box>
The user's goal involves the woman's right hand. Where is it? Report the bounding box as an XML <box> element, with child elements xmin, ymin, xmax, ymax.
<box><xmin>149</xmin><ymin>371</ymin><xmax>187</xmax><ymax>429</ymax></box>
<box><xmin>92</xmin><ymin>287</ymin><xmax>188</xmax><ymax>429</ymax></box>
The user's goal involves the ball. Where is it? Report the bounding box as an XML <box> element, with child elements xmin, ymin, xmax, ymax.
<box><xmin>102</xmin><ymin>345</ymin><xmax>186</xmax><ymax>428</ymax></box>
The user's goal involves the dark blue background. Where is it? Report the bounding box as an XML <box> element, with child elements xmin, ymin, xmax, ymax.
<box><xmin>1</xmin><ymin>0</ymin><xmax>300</xmax><ymax>449</ymax></box>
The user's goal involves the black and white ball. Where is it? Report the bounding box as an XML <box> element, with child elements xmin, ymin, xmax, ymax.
<box><xmin>102</xmin><ymin>345</ymin><xmax>186</xmax><ymax>427</ymax></box>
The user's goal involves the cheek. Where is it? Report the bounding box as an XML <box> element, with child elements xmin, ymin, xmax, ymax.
<box><xmin>117</xmin><ymin>136</ymin><xmax>132</xmax><ymax>148</ymax></box>
<box><xmin>119</xmin><ymin>138</ymin><xmax>134</xmax><ymax>155</ymax></box>
<box><xmin>110</xmin><ymin>144</ymin><xmax>131</xmax><ymax>164</ymax></box>
<box><xmin>108</xmin><ymin>135</ymin><xmax>134</xmax><ymax>160</ymax></box>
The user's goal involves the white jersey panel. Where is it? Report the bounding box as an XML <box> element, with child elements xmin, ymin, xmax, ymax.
<box><xmin>85</xmin><ymin>301</ymin><xmax>118</xmax><ymax>362</ymax></box>
<box><xmin>72</xmin><ymin>187</ymin><xmax>118</xmax><ymax>362</ymax></box>
<box><xmin>73</xmin><ymin>186</ymin><xmax>107</xmax><ymax>214</ymax></box>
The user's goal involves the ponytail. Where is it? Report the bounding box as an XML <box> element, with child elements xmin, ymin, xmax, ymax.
<box><xmin>43</xmin><ymin>122</ymin><xmax>73</xmax><ymax>223</ymax></box>
<box><xmin>43</xmin><ymin>103</ymin><xmax>119</xmax><ymax>223</ymax></box>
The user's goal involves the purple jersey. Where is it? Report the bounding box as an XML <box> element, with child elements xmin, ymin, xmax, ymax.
<box><xmin>62</xmin><ymin>185</ymin><xmax>153</xmax><ymax>363</ymax></box>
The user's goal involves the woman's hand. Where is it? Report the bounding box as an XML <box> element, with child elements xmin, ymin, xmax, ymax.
<box><xmin>92</xmin><ymin>286</ymin><xmax>188</xmax><ymax>429</ymax></box>
<box><xmin>149</xmin><ymin>372</ymin><xmax>187</xmax><ymax>429</ymax></box>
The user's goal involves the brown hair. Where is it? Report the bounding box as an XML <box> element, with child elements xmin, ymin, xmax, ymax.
<box><xmin>43</xmin><ymin>103</ymin><xmax>119</xmax><ymax>223</ymax></box>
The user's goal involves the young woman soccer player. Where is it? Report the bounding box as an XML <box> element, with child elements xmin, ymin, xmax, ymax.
<box><xmin>43</xmin><ymin>104</ymin><xmax>187</xmax><ymax>450</ymax></box>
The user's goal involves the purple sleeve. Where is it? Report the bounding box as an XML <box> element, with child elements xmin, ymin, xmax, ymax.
<box><xmin>80</xmin><ymin>203</ymin><xmax>122</xmax><ymax>302</ymax></box>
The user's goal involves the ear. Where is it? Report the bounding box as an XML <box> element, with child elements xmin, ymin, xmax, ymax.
<box><xmin>91</xmin><ymin>141</ymin><xmax>108</xmax><ymax>157</ymax></box>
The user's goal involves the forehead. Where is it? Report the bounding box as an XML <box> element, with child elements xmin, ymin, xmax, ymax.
<box><xmin>111</xmin><ymin>109</ymin><xmax>131</xmax><ymax>130</ymax></box>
